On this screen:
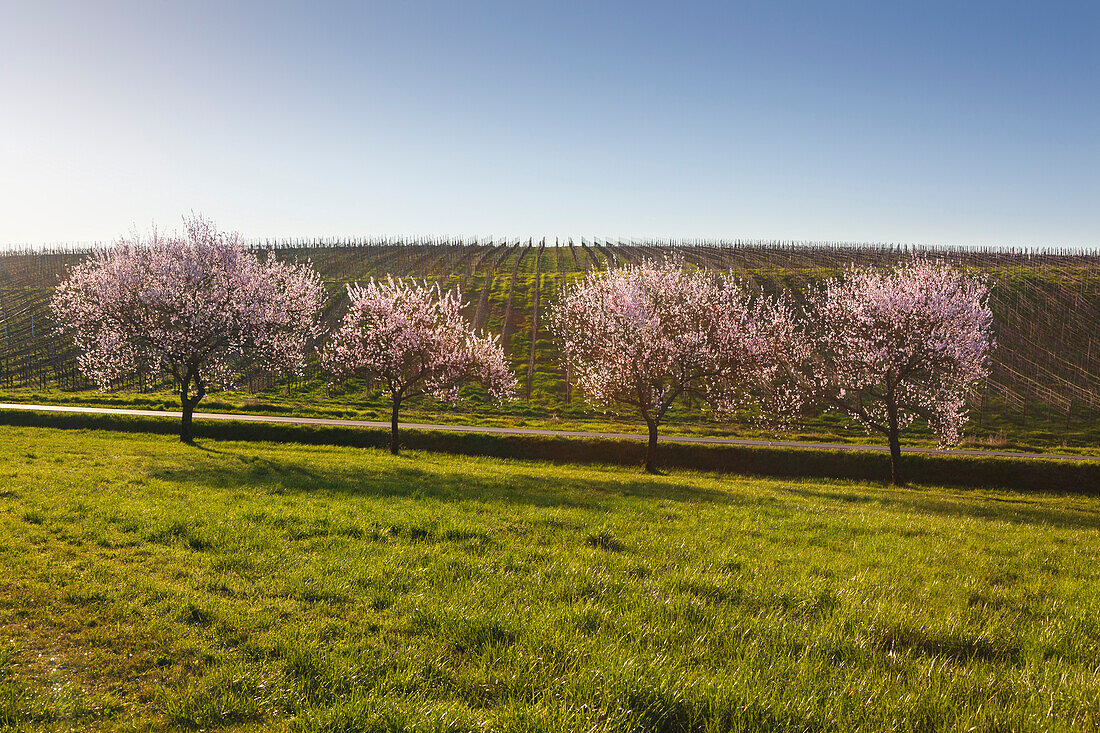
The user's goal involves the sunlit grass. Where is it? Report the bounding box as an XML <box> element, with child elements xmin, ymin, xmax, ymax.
<box><xmin>2</xmin><ymin>385</ymin><xmax>1097</xmax><ymax>455</ymax></box>
<box><xmin>1</xmin><ymin>425</ymin><xmax>1099</xmax><ymax>730</ymax></box>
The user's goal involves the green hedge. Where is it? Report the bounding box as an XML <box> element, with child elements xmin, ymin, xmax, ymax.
<box><xmin>1</xmin><ymin>408</ymin><xmax>1097</xmax><ymax>493</ymax></box>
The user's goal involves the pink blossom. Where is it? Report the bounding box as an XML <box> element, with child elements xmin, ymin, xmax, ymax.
<box><xmin>322</xmin><ymin>276</ymin><xmax>515</xmax><ymax>454</ymax></box>
<box><xmin>51</xmin><ymin>215</ymin><xmax>326</xmax><ymax>442</ymax></box>
<box><xmin>549</xmin><ymin>256</ymin><xmax>800</xmax><ymax>473</ymax></box>
<box><xmin>804</xmin><ymin>259</ymin><xmax>994</xmax><ymax>484</ymax></box>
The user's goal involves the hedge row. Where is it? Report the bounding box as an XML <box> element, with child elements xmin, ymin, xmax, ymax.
<box><xmin>1</xmin><ymin>409</ymin><xmax>1097</xmax><ymax>493</ymax></box>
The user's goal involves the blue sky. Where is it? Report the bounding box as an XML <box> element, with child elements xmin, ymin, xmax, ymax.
<box><xmin>2</xmin><ymin>1</ymin><xmax>1097</xmax><ymax>247</ymax></box>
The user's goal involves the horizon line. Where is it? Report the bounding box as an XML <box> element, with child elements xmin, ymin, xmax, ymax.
<box><xmin>2</xmin><ymin>235</ymin><xmax>1098</xmax><ymax>256</ymax></box>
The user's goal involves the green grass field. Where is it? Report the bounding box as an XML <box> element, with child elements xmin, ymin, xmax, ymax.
<box><xmin>2</xmin><ymin>426</ymin><xmax>1099</xmax><ymax>731</ymax></box>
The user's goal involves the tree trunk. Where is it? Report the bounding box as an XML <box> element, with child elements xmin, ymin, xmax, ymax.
<box><xmin>180</xmin><ymin>392</ymin><xmax>204</xmax><ymax>443</ymax></box>
<box><xmin>643</xmin><ymin>413</ymin><xmax>659</xmax><ymax>474</ymax></box>
<box><xmin>181</xmin><ymin>397</ymin><xmax>195</xmax><ymax>443</ymax></box>
<box><xmin>886</xmin><ymin>398</ymin><xmax>904</xmax><ymax>486</ymax></box>
<box><xmin>887</xmin><ymin>429</ymin><xmax>904</xmax><ymax>486</ymax></box>
<box><xmin>179</xmin><ymin>371</ymin><xmax>206</xmax><ymax>443</ymax></box>
<box><xmin>390</xmin><ymin>393</ymin><xmax>402</xmax><ymax>455</ymax></box>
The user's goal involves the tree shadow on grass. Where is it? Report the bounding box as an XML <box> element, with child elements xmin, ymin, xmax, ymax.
<box><xmin>781</xmin><ymin>484</ymin><xmax>1100</xmax><ymax>532</ymax></box>
<box><xmin>189</xmin><ymin>441</ymin><xmax>229</xmax><ymax>455</ymax></box>
<box><xmin>152</xmin><ymin>448</ymin><xmax>754</xmax><ymax>509</ymax></box>
<box><xmin>876</xmin><ymin>623</ymin><xmax>1022</xmax><ymax>665</ymax></box>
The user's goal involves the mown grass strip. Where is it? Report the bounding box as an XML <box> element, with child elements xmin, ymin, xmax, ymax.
<box><xmin>1</xmin><ymin>408</ymin><xmax>1095</xmax><ymax>493</ymax></box>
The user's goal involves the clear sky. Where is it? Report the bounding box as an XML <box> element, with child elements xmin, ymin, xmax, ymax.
<box><xmin>2</xmin><ymin>1</ymin><xmax>1097</xmax><ymax>247</ymax></box>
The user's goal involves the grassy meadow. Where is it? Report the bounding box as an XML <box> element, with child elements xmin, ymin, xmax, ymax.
<box><xmin>1</xmin><ymin>425</ymin><xmax>1099</xmax><ymax>731</ymax></box>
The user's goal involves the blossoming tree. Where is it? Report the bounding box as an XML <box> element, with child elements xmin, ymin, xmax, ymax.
<box><xmin>549</xmin><ymin>257</ymin><xmax>803</xmax><ymax>473</ymax></box>
<box><xmin>804</xmin><ymin>260</ymin><xmax>994</xmax><ymax>485</ymax></box>
<box><xmin>322</xmin><ymin>277</ymin><xmax>515</xmax><ymax>454</ymax></box>
<box><xmin>51</xmin><ymin>216</ymin><xmax>326</xmax><ymax>442</ymax></box>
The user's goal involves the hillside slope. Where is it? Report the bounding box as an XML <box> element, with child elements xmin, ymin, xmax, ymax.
<box><xmin>1</xmin><ymin>240</ymin><xmax>1097</xmax><ymax>446</ymax></box>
